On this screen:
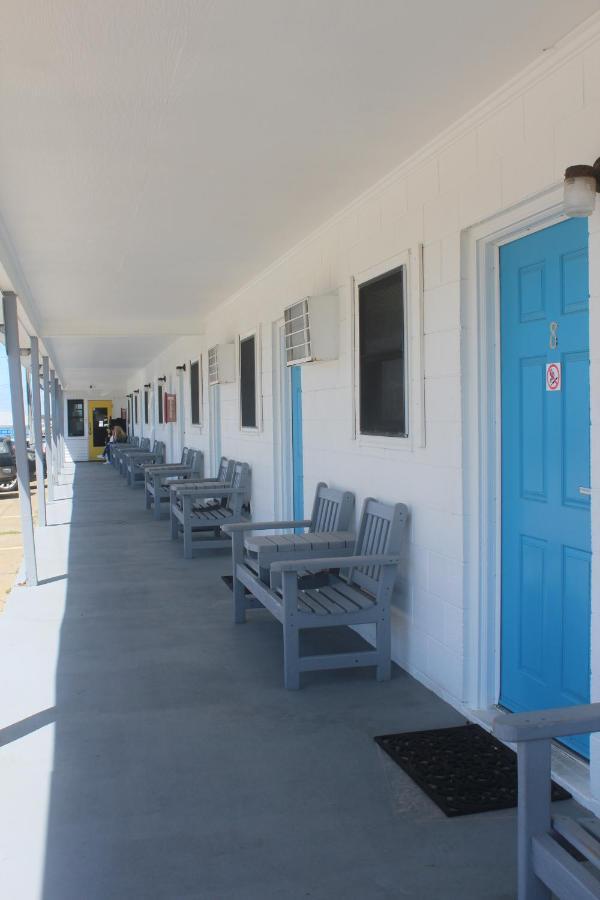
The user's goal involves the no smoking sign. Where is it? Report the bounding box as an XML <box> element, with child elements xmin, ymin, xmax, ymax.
<box><xmin>546</xmin><ymin>362</ymin><xmax>561</xmax><ymax>392</ymax></box>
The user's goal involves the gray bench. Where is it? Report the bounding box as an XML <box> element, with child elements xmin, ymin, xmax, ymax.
<box><xmin>493</xmin><ymin>704</ymin><xmax>600</xmax><ymax>899</ymax></box>
<box><xmin>228</xmin><ymin>482</ymin><xmax>355</xmax><ymax>587</ymax></box>
<box><xmin>226</xmin><ymin>497</ymin><xmax>407</xmax><ymax>689</ymax></box>
<box><xmin>126</xmin><ymin>440</ymin><xmax>166</xmax><ymax>487</ymax></box>
<box><xmin>170</xmin><ymin>461</ymin><xmax>250</xmax><ymax>558</ymax></box>
<box><xmin>144</xmin><ymin>449</ymin><xmax>206</xmax><ymax>518</ymax></box>
<box><xmin>117</xmin><ymin>437</ymin><xmax>151</xmax><ymax>476</ymax></box>
<box><xmin>110</xmin><ymin>435</ymin><xmax>138</xmax><ymax>467</ymax></box>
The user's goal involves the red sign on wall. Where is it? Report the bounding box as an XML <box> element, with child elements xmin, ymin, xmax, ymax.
<box><xmin>164</xmin><ymin>392</ymin><xmax>177</xmax><ymax>423</ymax></box>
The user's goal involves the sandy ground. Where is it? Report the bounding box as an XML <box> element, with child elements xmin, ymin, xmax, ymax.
<box><xmin>0</xmin><ymin>486</ymin><xmax>39</xmax><ymax>612</ymax></box>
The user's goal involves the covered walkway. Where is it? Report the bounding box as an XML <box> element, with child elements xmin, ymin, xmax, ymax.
<box><xmin>1</xmin><ymin>462</ymin><xmax>530</xmax><ymax>899</ymax></box>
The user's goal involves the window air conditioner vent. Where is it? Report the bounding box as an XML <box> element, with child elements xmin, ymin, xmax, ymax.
<box><xmin>283</xmin><ymin>292</ymin><xmax>339</xmax><ymax>367</ymax></box>
<box><xmin>207</xmin><ymin>343</ymin><xmax>235</xmax><ymax>385</ymax></box>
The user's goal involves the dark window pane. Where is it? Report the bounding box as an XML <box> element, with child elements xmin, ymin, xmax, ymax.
<box><xmin>134</xmin><ymin>395</ymin><xmax>138</xmax><ymax>423</ymax></box>
<box><xmin>240</xmin><ymin>336</ymin><xmax>257</xmax><ymax>428</ymax></box>
<box><xmin>190</xmin><ymin>361</ymin><xmax>200</xmax><ymax>425</ymax></box>
<box><xmin>158</xmin><ymin>384</ymin><xmax>164</xmax><ymax>424</ymax></box>
<box><xmin>144</xmin><ymin>390</ymin><xmax>149</xmax><ymax>425</ymax></box>
<box><xmin>67</xmin><ymin>399</ymin><xmax>85</xmax><ymax>437</ymax></box>
<box><xmin>359</xmin><ymin>266</ymin><xmax>406</xmax><ymax>437</ymax></box>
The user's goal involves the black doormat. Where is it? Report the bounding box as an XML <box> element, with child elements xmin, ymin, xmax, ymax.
<box><xmin>221</xmin><ymin>575</ymin><xmax>252</xmax><ymax>595</ymax></box>
<box><xmin>374</xmin><ymin>723</ymin><xmax>570</xmax><ymax>817</ymax></box>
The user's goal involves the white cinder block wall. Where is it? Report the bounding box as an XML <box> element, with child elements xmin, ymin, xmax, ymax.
<box><xmin>126</xmin><ymin>24</ymin><xmax>600</xmax><ymax>728</ymax></box>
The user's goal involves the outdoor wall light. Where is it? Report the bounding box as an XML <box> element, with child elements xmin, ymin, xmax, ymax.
<box><xmin>134</xmin><ymin>388</ymin><xmax>140</xmax><ymax>394</ymax></box>
<box><xmin>158</xmin><ymin>376</ymin><xmax>167</xmax><ymax>383</ymax></box>
<box><xmin>176</xmin><ymin>364</ymin><xmax>186</xmax><ymax>372</ymax></box>
<box><xmin>564</xmin><ymin>157</ymin><xmax>600</xmax><ymax>217</ymax></box>
<box><xmin>144</xmin><ymin>383</ymin><xmax>151</xmax><ymax>389</ymax></box>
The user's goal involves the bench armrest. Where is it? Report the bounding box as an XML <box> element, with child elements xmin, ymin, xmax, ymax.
<box><xmin>170</xmin><ymin>480</ymin><xmax>227</xmax><ymax>492</ymax></box>
<box><xmin>271</xmin><ymin>554</ymin><xmax>400</xmax><ymax>573</ymax></box>
<box><xmin>223</xmin><ymin>519</ymin><xmax>311</xmax><ymax>534</ymax></box>
<box><xmin>174</xmin><ymin>485</ymin><xmax>243</xmax><ymax>498</ymax></box>
<box><xmin>493</xmin><ymin>703</ymin><xmax>600</xmax><ymax>743</ymax></box>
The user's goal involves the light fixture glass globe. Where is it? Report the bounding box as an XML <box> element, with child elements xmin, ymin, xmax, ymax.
<box><xmin>564</xmin><ymin>175</ymin><xmax>597</xmax><ymax>217</ymax></box>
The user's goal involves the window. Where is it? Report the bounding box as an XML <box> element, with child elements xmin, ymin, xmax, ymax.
<box><xmin>67</xmin><ymin>399</ymin><xmax>85</xmax><ymax>437</ymax></box>
<box><xmin>358</xmin><ymin>266</ymin><xmax>406</xmax><ymax>437</ymax></box>
<box><xmin>190</xmin><ymin>360</ymin><xmax>201</xmax><ymax>425</ymax></box>
<box><xmin>134</xmin><ymin>394</ymin><xmax>138</xmax><ymax>424</ymax></box>
<box><xmin>157</xmin><ymin>383</ymin><xmax>164</xmax><ymax>424</ymax></box>
<box><xmin>239</xmin><ymin>334</ymin><xmax>257</xmax><ymax>428</ymax></box>
<box><xmin>144</xmin><ymin>389</ymin><xmax>149</xmax><ymax>425</ymax></box>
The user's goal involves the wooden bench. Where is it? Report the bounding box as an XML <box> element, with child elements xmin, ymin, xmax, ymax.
<box><xmin>226</xmin><ymin>497</ymin><xmax>407</xmax><ymax>689</ymax></box>
<box><xmin>227</xmin><ymin>482</ymin><xmax>354</xmax><ymax>586</ymax></box>
<box><xmin>493</xmin><ymin>704</ymin><xmax>600</xmax><ymax>899</ymax></box>
<box><xmin>144</xmin><ymin>449</ymin><xmax>207</xmax><ymax>518</ymax></box>
<box><xmin>169</xmin><ymin>461</ymin><xmax>250</xmax><ymax>558</ymax></box>
<box><xmin>110</xmin><ymin>435</ymin><xmax>138</xmax><ymax>467</ymax></box>
<box><xmin>117</xmin><ymin>437</ymin><xmax>151</xmax><ymax>476</ymax></box>
<box><xmin>126</xmin><ymin>440</ymin><xmax>166</xmax><ymax>487</ymax></box>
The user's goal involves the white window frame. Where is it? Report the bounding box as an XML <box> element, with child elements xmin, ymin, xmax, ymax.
<box><xmin>189</xmin><ymin>357</ymin><xmax>203</xmax><ymax>430</ymax></box>
<box><xmin>238</xmin><ymin>328</ymin><xmax>262</xmax><ymax>432</ymax></box>
<box><xmin>352</xmin><ymin>247</ymin><xmax>425</xmax><ymax>451</ymax></box>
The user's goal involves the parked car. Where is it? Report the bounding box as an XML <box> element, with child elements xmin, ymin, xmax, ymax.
<box><xmin>0</xmin><ymin>438</ymin><xmax>41</xmax><ymax>494</ymax></box>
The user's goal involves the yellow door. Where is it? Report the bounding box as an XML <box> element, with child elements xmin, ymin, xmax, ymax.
<box><xmin>88</xmin><ymin>400</ymin><xmax>113</xmax><ymax>460</ymax></box>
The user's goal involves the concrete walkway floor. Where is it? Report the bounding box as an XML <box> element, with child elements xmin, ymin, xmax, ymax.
<box><xmin>0</xmin><ymin>461</ymin><xmax>565</xmax><ymax>899</ymax></box>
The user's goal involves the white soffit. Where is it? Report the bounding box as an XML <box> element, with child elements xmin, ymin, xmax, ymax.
<box><xmin>0</xmin><ymin>0</ymin><xmax>598</xmax><ymax>349</ymax></box>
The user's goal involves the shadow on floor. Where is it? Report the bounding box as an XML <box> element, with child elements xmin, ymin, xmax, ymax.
<box><xmin>31</xmin><ymin>463</ymin><xmax>526</xmax><ymax>899</ymax></box>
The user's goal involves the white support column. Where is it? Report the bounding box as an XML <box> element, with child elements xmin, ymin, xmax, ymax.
<box><xmin>57</xmin><ymin>384</ymin><xmax>64</xmax><ymax>472</ymax></box>
<box><xmin>50</xmin><ymin>373</ymin><xmax>58</xmax><ymax>485</ymax></box>
<box><xmin>29</xmin><ymin>337</ymin><xmax>46</xmax><ymax>527</ymax></box>
<box><xmin>43</xmin><ymin>356</ymin><xmax>54</xmax><ymax>502</ymax></box>
<box><xmin>2</xmin><ymin>292</ymin><xmax>38</xmax><ymax>586</ymax></box>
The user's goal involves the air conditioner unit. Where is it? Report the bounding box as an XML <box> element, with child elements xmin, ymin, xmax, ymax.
<box><xmin>283</xmin><ymin>291</ymin><xmax>339</xmax><ymax>366</ymax></box>
<box><xmin>207</xmin><ymin>343</ymin><xmax>236</xmax><ymax>385</ymax></box>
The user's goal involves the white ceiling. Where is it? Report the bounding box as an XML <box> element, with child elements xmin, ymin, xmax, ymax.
<box><xmin>1</xmin><ymin>0</ymin><xmax>599</xmax><ymax>385</ymax></box>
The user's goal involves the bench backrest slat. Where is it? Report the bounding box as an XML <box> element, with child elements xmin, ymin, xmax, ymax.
<box><xmin>348</xmin><ymin>499</ymin><xmax>408</xmax><ymax>596</ymax></box>
<box><xmin>226</xmin><ymin>462</ymin><xmax>250</xmax><ymax>514</ymax></box>
<box><xmin>309</xmin><ymin>483</ymin><xmax>354</xmax><ymax>533</ymax></box>
<box><xmin>189</xmin><ymin>450</ymin><xmax>204</xmax><ymax>477</ymax></box>
<box><xmin>139</xmin><ymin>437</ymin><xmax>151</xmax><ymax>451</ymax></box>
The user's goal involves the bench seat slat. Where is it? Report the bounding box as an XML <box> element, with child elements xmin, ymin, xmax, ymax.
<box><xmin>553</xmin><ymin>816</ymin><xmax>600</xmax><ymax>872</ymax></box>
<box><xmin>315</xmin><ymin>583</ymin><xmax>366</xmax><ymax>614</ymax></box>
<box><xmin>324</xmin><ymin>580</ymin><xmax>375</xmax><ymax>611</ymax></box>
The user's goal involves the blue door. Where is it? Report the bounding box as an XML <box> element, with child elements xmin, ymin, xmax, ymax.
<box><xmin>500</xmin><ymin>217</ymin><xmax>591</xmax><ymax>757</ymax></box>
<box><xmin>291</xmin><ymin>365</ymin><xmax>304</xmax><ymax>522</ymax></box>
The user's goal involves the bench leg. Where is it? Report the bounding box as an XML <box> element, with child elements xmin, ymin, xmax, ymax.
<box><xmin>283</xmin><ymin>571</ymin><xmax>300</xmax><ymax>689</ymax></box>
<box><xmin>145</xmin><ymin>484</ymin><xmax>152</xmax><ymax>510</ymax></box>
<box><xmin>376</xmin><ymin>607</ymin><xmax>391</xmax><ymax>681</ymax></box>
<box><xmin>170</xmin><ymin>501</ymin><xmax>178</xmax><ymax>540</ymax></box>
<box><xmin>232</xmin><ymin>533</ymin><xmax>246</xmax><ymax>624</ymax></box>
<box><xmin>153</xmin><ymin>479</ymin><xmax>163</xmax><ymax>519</ymax></box>
<box><xmin>517</xmin><ymin>740</ymin><xmax>552</xmax><ymax>900</ymax></box>
<box><xmin>182</xmin><ymin>496</ymin><xmax>193</xmax><ymax>559</ymax></box>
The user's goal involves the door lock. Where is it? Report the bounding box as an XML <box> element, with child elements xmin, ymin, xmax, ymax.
<box><xmin>549</xmin><ymin>321</ymin><xmax>559</xmax><ymax>350</ymax></box>
<box><xmin>579</xmin><ymin>486</ymin><xmax>592</xmax><ymax>496</ymax></box>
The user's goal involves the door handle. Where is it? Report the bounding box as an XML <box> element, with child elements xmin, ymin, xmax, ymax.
<box><xmin>579</xmin><ymin>486</ymin><xmax>592</xmax><ymax>496</ymax></box>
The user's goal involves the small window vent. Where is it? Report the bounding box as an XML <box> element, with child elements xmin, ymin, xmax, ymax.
<box><xmin>284</xmin><ymin>299</ymin><xmax>312</xmax><ymax>365</ymax></box>
<box><xmin>283</xmin><ymin>292</ymin><xmax>339</xmax><ymax>367</ymax></box>
<box><xmin>207</xmin><ymin>343</ymin><xmax>235</xmax><ymax>385</ymax></box>
<box><xmin>208</xmin><ymin>346</ymin><xmax>219</xmax><ymax>385</ymax></box>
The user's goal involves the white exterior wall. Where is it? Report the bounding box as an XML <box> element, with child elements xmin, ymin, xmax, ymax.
<box><xmin>125</xmin><ymin>23</ymin><xmax>600</xmax><ymax>769</ymax></box>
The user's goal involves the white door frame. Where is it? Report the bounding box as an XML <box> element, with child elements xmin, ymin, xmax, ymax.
<box><xmin>462</xmin><ymin>182</ymin><xmax>573</xmax><ymax>711</ymax></box>
<box><xmin>271</xmin><ymin>320</ymin><xmax>293</xmax><ymax>521</ymax></box>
